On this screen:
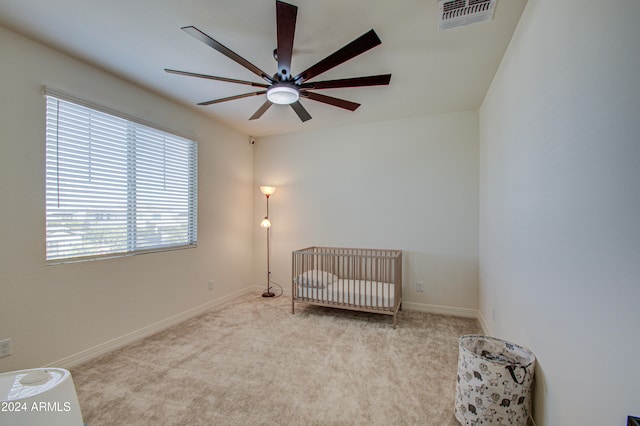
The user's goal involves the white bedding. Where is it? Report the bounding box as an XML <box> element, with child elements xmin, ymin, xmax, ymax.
<box><xmin>296</xmin><ymin>279</ymin><xmax>395</xmax><ymax>309</ymax></box>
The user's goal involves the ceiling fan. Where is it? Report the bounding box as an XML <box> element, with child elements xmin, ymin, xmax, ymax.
<box><xmin>165</xmin><ymin>0</ymin><xmax>391</xmax><ymax>122</ymax></box>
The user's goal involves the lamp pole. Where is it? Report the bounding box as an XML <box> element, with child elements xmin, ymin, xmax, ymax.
<box><xmin>262</xmin><ymin>190</ymin><xmax>275</xmax><ymax>297</ymax></box>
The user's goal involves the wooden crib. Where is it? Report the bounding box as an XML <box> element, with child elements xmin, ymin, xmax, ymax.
<box><xmin>291</xmin><ymin>247</ymin><xmax>403</xmax><ymax>327</ymax></box>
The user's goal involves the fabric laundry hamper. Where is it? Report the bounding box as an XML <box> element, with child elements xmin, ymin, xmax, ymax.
<box><xmin>454</xmin><ymin>335</ymin><xmax>535</xmax><ymax>425</ymax></box>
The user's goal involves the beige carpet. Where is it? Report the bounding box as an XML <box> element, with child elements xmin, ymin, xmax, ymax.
<box><xmin>71</xmin><ymin>293</ymin><xmax>481</xmax><ymax>425</ymax></box>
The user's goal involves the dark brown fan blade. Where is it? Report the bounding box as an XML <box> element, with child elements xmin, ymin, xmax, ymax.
<box><xmin>164</xmin><ymin>69</ymin><xmax>270</xmax><ymax>88</ymax></box>
<box><xmin>249</xmin><ymin>100</ymin><xmax>273</xmax><ymax>120</ymax></box>
<box><xmin>301</xmin><ymin>91</ymin><xmax>360</xmax><ymax>111</ymax></box>
<box><xmin>293</xmin><ymin>29</ymin><xmax>382</xmax><ymax>83</ymax></box>
<box><xmin>197</xmin><ymin>91</ymin><xmax>267</xmax><ymax>106</ymax></box>
<box><xmin>182</xmin><ymin>26</ymin><xmax>274</xmax><ymax>84</ymax></box>
<box><xmin>290</xmin><ymin>101</ymin><xmax>312</xmax><ymax>122</ymax></box>
<box><xmin>276</xmin><ymin>1</ymin><xmax>297</xmax><ymax>81</ymax></box>
<box><xmin>299</xmin><ymin>74</ymin><xmax>391</xmax><ymax>90</ymax></box>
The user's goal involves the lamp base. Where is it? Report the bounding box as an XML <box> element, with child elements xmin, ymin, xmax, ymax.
<box><xmin>262</xmin><ymin>290</ymin><xmax>276</xmax><ymax>297</ymax></box>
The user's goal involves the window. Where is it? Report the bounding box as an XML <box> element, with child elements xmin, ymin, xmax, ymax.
<box><xmin>45</xmin><ymin>91</ymin><xmax>197</xmax><ymax>263</ymax></box>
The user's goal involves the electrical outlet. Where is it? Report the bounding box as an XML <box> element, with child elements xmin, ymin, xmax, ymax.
<box><xmin>0</xmin><ymin>339</ymin><xmax>11</xmax><ymax>358</ymax></box>
<box><xmin>416</xmin><ymin>281</ymin><xmax>424</xmax><ymax>292</ymax></box>
<box><xmin>208</xmin><ymin>280</ymin><xmax>214</xmax><ymax>291</ymax></box>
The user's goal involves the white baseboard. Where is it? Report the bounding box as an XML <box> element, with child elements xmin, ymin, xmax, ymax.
<box><xmin>265</xmin><ymin>280</ymin><xmax>479</xmax><ymax>321</ymax></box>
<box><xmin>48</xmin><ymin>287</ymin><xmax>481</xmax><ymax>368</ymax></box>
<box><xmin>277</xmin><ymin>284</ymin><xmax>479</xmax><ymax>320</ymax></box>
<box><xmin>46</xmin><ymin>287</ymin><xmax>256</xmax><ymax>369</ymax></box>
<box><xmin>401</xmin><ymin>301</ymin><xmax>478</xmax><ymax>319</ymax></box>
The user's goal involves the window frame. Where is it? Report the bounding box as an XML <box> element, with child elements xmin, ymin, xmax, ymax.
<box><xmin>44</xmin><ymin>88</ymin><xmax>198</xmax><ymax>264</ymax></box>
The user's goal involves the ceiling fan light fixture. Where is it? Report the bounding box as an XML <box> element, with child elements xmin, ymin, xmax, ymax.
<box><xmin>266</xmin><ymin>85</ymin><xmax>299</xmax><ymax>105</ymax></box>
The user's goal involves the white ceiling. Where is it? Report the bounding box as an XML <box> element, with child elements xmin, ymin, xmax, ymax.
<box><xmin>0</xmin><ymin>0</ymin><xmax>526</xmax><ymax>137</ymax></box>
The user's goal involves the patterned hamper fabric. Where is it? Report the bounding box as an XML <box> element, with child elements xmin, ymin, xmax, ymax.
<box><xmin>454</xmin><ymin>335</ymin><xmax>535</xmax><ymax>425</ymax></box>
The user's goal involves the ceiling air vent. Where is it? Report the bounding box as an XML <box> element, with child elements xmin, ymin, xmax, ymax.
<box><xmin>438</xmin><ymin>0</ymin><xmax>497</xmax><ymax>31</ymax></box>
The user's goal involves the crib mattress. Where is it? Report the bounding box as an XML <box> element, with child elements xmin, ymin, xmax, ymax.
<box><xmin>295</xmin><ymin>279</ymin><xmax>395</xmax><ymax>309</ymax></box>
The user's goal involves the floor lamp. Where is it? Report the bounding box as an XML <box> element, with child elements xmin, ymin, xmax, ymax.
<box><xmin>260</xmin><ymin>185</ymin><xmax>276</xmax><ymax>297</ymax></box>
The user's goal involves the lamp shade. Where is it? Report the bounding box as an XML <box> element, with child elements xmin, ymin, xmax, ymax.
<box><xmin>260</xmin><ymin>186</ymin><xmax>277</xmax><ymax>196</ymax></box>
<box><xmin>260</xmin><ymin>217</ymin><xmax>272</xmax><ymax>228</ymax></box>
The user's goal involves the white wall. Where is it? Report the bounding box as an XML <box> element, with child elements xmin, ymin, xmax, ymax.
<box><xmin>0</xmin><ymin>26</ymin><xmax>254</xmax><ymax>372</ymax></box>
<box><xmin>253</xmin><ymin>112</ymin><xmax>479</xmax><ymax>315</ymax></box>
<box><xmin>479</xmin><ymin>0</ymin><xmax>640</xmax><ymax>424</ymax></box>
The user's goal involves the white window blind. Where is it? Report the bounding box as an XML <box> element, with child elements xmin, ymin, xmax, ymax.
<box><xmin>45</xmin><ymin>93</ymin><xmax>197</xmax><ymax>263</ymax></box>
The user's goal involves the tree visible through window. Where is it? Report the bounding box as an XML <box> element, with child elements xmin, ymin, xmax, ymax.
<box><xmin>45</xmin><ymin>93</ymin><xmax>197</xmax><ymax>263</ymax></box>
